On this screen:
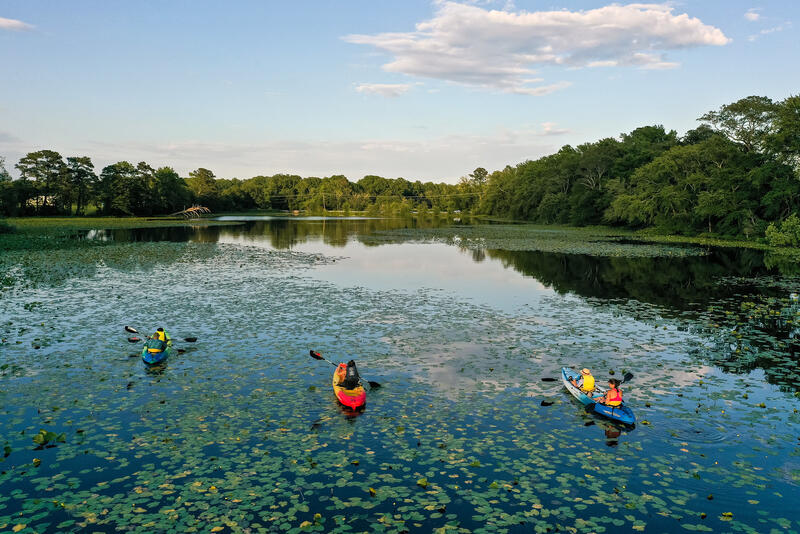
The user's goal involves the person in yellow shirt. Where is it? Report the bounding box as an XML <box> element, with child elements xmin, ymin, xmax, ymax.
<box><xmin>146</xmin><ymin>327</ymin><xmax>171</xmax><ymax>353</ymax></box>
<box><xmin>152</xmin><ymin>328</ymin><xmax>170</xmax><ymax>342</ymax></box>
<box><xmin>570</xmin><ymin>368</ymin><xmax>595</xmax><ymax>394</ymax></box>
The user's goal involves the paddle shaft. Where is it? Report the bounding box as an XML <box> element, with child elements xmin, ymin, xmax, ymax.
<box><xmin>125</xmin><ymin>326</ymin><xmax>195</xmax><ymax>343</ymax></box>
<box><xmin>309</xmin><ymin>350</ymin><xmax>380</xmax><ymax>389</ymax></box>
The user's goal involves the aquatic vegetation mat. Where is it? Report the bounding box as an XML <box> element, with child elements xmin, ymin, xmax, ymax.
<box><xmin>366</xmin><ymin>225</ymin><xmax>708</xmax><ymax>258</ymax></box>
<box><xmin>1</xmin><ymin>224</ymin><xmax>799</xmax><ymax>533</ymax></box>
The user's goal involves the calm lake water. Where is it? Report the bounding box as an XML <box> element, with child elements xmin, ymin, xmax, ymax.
<box><xmin>1</xmin><ymin>216</ymin><xmax>799</xmax><ymax>533</ymax></box>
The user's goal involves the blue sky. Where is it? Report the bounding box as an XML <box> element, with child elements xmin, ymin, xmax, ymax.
<box><xmin>1</xmin><ymin>1</ymin><xmax>798</xmax><ymax>182</ymax></box>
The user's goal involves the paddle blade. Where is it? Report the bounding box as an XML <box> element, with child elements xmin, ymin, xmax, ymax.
<box><xmin>367</xmin><ymin>381</ymin><xmax>381</xmax><ymax>389</ymax></box>
<box><xmin>541</xmin><ymin>377</ymin><xmax>557</xmax><ymax>382</ymax></box>
<box><xmin>184</xmin><ymin>337</ymin><xmax>197</xmax><ymax>343</ymax></box>
<box><xmin>127</xmin><ymin>337</ymin><xmax>141</xmax><ymax>343</ymax></box>
<box><xmin>309</xmin><ymin>350</ymin><xmax>325</xmax><ymax>360</ymax></box>
<box><xmin>177</xmin><ymin>348</ymin><xmax>186</xmax><ymax>354</ymax></box>
<box><xmin>622</xmin><ymin>372</ymin><xmax>634</xmax><ymax>383</ymax></box>
<box><xmin>124</xmin><ymin>326</ymin><xmax>139</xmax><ymax>334</ymax></box>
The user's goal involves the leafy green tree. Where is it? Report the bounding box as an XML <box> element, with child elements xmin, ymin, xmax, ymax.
<box><xmin>99</xmin><ymin>161</ymin><xmax>142</xmax><ymax>215</ymax></box>
<box><xmin>469</xmin><ymin>167</ymin><xmax>488</xmax><ymax>185</ymax></box>
<box><xmin>681</xmin><ymin>125</ymin><xmax>716</xmax><ymax>145</ymax></box>
<box><xmin>322</xmin><ymin>175</ymin><xmax>353</xmax><ymax>211</ymax></box>
<box><xmin>765</xmin><ymin>213</ymin><xmax>800</xmax><ymax>247</ymax></box>
<box><xmin>605</xmin><ymin>135</ymin><xmax>770</xmax><ymax>235</ymax></box>
<box><xmin>65</xmin><ymin>156</ymin><xmax>96</xmax><ymax>215</ymax></box>
<box><xmin>358</xmin><ymin>175</ymin><xmax>392</xmax><ymax>201</ymax></box>
<box><xmin>699</xmin><ymin>95</ymin><xmax>778</xmax><ymax>153</ymax></box>
<box><xmin>0</xmin><ymin>156</ymin><xmax>15</xmax><ymax>217</ymax></box>
<box><xmin>16</xmin><ymin>150</ymin><xmax>67</xmax><ymax>213</ymax></box>
<box><xmin>770</xmin><ymin>94</ymin><xmax>800</xmax><ymax>174</ymax></box>
<box><xmin>0</xmin><ymin>157</ymin><xmax>9</xmax><ymax>183</ymax></box>
<box><xmin>616</xmin><ymin>126</ymin><xmax>678</xmax><ymax>181</ymax></box>
<box><xmin>186</xmin><ymin>168</ymin><xmax>219</xmax><ymax>207</ymax></box>
<box><xmin>477</xmin><ymin>166</ymin><xmax>515</xmax><ymax>216</ymax></box>
<box><xmin>154</xmin><ymin>166</ymin><xmax>192</xmax><ymax>213</ymax></box>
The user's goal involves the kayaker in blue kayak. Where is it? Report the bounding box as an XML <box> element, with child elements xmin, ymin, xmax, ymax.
<box><xmin>570</xmin><ymin>368</ymin><xmax>595</xmax><ymax>393</ymax></box>
<box><xmin>593</xmin><ymin>378</ymin><xmax>623</xmax><ymax>406</ymax></box>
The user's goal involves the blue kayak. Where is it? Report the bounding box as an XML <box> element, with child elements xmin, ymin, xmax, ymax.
<box><xmin>592</xmin><ymin>402</ymin><xmax>636</xmax><ymax>425</ymax></box>
<box><xmin>561</xmin><ymin>367</ymin><xmax>636</xmax><ymax>425</ymax></box>
<box><xmin>141</xmin><ymin>343</ymin><xmax>172</xmax><ymax>365</ymax></box>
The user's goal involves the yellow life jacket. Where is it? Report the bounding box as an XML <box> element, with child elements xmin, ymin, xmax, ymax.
<box><xmin>580</xmin><ymin>374</ymin><xmax>595</xmax><ymax>393</ymax></box>
<box><xmin>147</xmin><ymin>331</ymin><xmax>168</xmax><ymax>353</ymax></box>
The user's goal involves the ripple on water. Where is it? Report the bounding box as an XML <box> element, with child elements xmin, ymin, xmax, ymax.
<box><xmin>665</xmin><ymin>422</ymin><xmax>733</xmax><ymax>445</ymax></box>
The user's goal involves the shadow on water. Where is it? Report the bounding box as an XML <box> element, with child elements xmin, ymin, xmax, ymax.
<box><xmin>486</xmin><ymin>247</ymin><xmax>779</xmax><ymax>310</ymax></box>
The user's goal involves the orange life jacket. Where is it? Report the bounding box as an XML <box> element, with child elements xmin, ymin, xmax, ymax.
<box><xmin>606</xmin><ymin>387</ymin><xmax>622</xmax><ymax>406</ymax></box>
<box><xmin>335</xmin><ymin>364</ymin><xmax>347</xmax><ymax>384</ymax></box>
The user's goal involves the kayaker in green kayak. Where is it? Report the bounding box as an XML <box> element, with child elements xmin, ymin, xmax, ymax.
<box><xmin>593</xmin><ymin>378</ymin><xmax>623</xmax><ymax>406</ymax></box>
<box><xmin>145</xmin><ymin>327</ymin><xmax>171</xmax><ymax>354</ymax></box>
<box><xmin>570</xmin><ymin>368</ymin><xmax>595</xmax><ymax>393</ymax></box>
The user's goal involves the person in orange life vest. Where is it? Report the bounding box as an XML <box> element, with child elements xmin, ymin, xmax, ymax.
<box><xmin>570</xmin><ymin>368</ymin><xmax>595</xmax><ymax>393</ymax></box>
<box><xmin>593</xmin><ymin>378</ymin><xmax>623</xmax><ymax>406</ymax></box>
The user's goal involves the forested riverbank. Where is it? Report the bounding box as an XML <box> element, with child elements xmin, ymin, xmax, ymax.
<box><xmin>2</xmin><ymin>94</ymin><xmax>799</xmax><ymax>243</ymax></box>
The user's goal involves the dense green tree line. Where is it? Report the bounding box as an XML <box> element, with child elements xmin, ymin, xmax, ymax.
<box><xmin>0</xmin><ymin>153</ymin><xmax>476</xmax><ymax>217</ymax></box>
<box><xmin>1</xmin><ymin>94</ymin><xmax>798</xmax><ymax>241</ymax></box>
<box><xmin>480</xmin><ymin>94</ymin><xmax>800</xmax><ymax>238</ymax></box>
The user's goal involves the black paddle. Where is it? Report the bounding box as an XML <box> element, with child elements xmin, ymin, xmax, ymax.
<box><xmin>622</xmin><ymin>371</ymin><xmax>634</xmax><ymax>384</ymax></box>
<box><xmin>309</xmin><ymin>350</ymin><xmax>381</xmax><ymax>389</ymax></box>
<box><xmin>125</xmin><ymin>326</ymin><xmax>197</xmax><ymax>343</ymax></box>
<box><xmin>125</xmin><ymin>326</ymin><xmax>194</xmax><ymax>354</ymax></box>
<box><xmin>563</xmin><ymin>371</ymin><xmax>634</xmax><ymax>384</ymax></box>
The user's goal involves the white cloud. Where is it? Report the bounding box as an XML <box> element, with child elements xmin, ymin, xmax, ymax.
<box><xmin>355</xmin><ymin>83</ymin><xmax>412</xmax><ymax>97</ymax></box>
<box><xmin>744</xmin><ymin>9</ymin><xmax>761</xmax><ymax>22</ymax></box>
<box><xmin>344</xmin><ymin>2</ymin><xmax>729</xmax><ymax>95</ymax></box>
<box><xmin>0</xmin><ymin>16</ymin><xmax>33</xmax><ymax>31</ymax></box>
<box><xmin>539</xmin><ymin>122</ymin><xmax>570</xmax><ymax>136</ymax></box>
<box><xmin>748</xmin><ymin>21</ymin><xmax>791</xmax><ymax>41</ymax></box>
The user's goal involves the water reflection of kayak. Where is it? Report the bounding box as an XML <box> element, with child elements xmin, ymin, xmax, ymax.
<box><xmin>561</xmin><ymin>367</ymin><xmax>636</xmax><ymax>425</ymax></box>
<box><xmin>332</xmin><ymin>366</ymin><xmax>366</xmax><ymax>410</ymax></box>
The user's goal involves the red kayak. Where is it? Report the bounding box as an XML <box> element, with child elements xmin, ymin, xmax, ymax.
<box><xmin>332</xmin><ymin>364</ymin><xmax>366</xmax><ymax>410</ymax></box>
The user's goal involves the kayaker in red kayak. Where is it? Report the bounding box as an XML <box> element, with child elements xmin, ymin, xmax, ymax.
<box><xmin>593</xmin><ymin>379</ymin><xmax>623</xmax><ymax>406</ymax></box>
<box><xmin>335</xmin><ymin>360</ymin><xmax>361</xmax><ymax>389</ymax></box>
